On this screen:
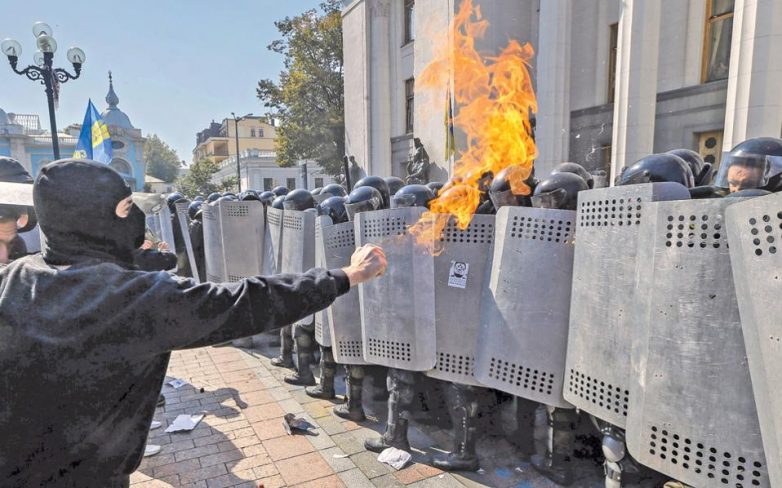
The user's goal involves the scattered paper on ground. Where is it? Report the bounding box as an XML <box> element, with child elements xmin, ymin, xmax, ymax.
<box><xmin>165</xmin><ymin>414</ymin><xmax>204</xmax><ymax>433</ymax></box>
<box><xmin>377</xmin><ymin>447</ymin><xmax>412</xmax><ymax>470</ymax></box>
<box><xmin>167</xmin><ymin>378</ymin><xmax>187</xmax><ymax>389</ymax></box>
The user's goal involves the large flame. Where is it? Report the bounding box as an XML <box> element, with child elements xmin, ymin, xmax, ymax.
<box><xmin>410</xmin><ymin>0</ymin><xmax>537</xmax><ymax>249</ymax></box>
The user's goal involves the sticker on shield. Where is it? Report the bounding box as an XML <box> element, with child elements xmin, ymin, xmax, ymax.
<box><xmin>448</xmin><ymin>261</ymin><xmax>469</xmax><ymax>289</ymax></box>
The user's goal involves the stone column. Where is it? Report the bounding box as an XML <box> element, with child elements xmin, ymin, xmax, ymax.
<box><xmin>368</xmin><ymin>0</ymin><xmax>393</xmax><ymax>176</ymax></box>
<box><xmin>610</xmin><ymin>0</ymin><xmax>661</xmax><ymax>182</ymax></box>
<box><xmin>722</xmin><ymin>0</ymin><xmax>782</xmax><ymax>151</ymax></box>
<box><xmin>534</xmin><ymin>0</ymin><xmax>572</xmax><ymax>175</ymax></box>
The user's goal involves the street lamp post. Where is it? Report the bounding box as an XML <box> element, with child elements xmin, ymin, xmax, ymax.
<box><xmin>230</xmin><ymin>112</ymin><xmax>252</xmax><ymax>193</ymax></box>
<box><xmin>1</xmin><ymin>23</ymin><xmax>85</xmax><ymax>160</ymax></box>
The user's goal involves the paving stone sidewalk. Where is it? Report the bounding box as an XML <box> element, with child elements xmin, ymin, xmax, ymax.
<box><xmin>130</xmin><ymin>338</ymin><xmax>605</xmax><ymax>488</ymax></box>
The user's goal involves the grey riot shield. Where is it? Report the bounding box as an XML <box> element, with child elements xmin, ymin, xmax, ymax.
<box><xmin>314</xmin><ymin>216</ymin><xmax>332</xmax><ymax>347</ymax></box>
<box><xmin>318</xmin><ymin>217</ymin><xmax>368</xmax><ymax>365</ymax></box>
<box><xmin>266</xmin><ymin>207</ymin><xmax>284</xmax><ymax>274</ymax></box>
<box><xmin>157</xmin><ymin>205</ymin><xmax>177</xmax><ymax>253</ymax></box>
<box><xmin>202</xmin><ymin>204</ymin><xmax>225</xmax><ymax>282</ymax></box>
<box><xmin>355</xmin><ymin>207</ymin><xmax>435</xmax><ymax>370</ymax></box>
<box><xmin>626</xmin><ymin>198</ymin><xmax>769</xmax><ymax>487</ymax></box>
<box><xmin>726</xmin><ymin>192</ymin><xmax>782</xmax><ymax>488</ymax></box>
<box><xmin>175</xmin><ymin>202</ymin><xmax>200</xmax><ymax>283</ymax></box>
<box><xmin>475</xmin><ymin>206</ymin><xmax>576</xmax><ymax>407</ymax></box>
<box><xmin>281</xmin><ymin>209</ymin><xmax>316</xmax><ymax>327</ymax></box>
<box><xmin>564</xmin><ymin>183</ymin><xmax>691</xmax><ymax>428</ymax></box>
<box><xmin>219</xmin><ymin>200</ymin><xmax>265</xmax><ymax>282</ymax></box>
<box><xmin>424</xmin><ymin>214</ymin><xmax>494</xmax><ymax>386</ymax></box>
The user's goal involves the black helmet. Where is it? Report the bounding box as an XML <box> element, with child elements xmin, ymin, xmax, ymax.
<box><xmin>222</xmin><ymin>191</ymin><xmax>236</xmax><ymax>198</ymax></box>
<box><xmin>426</xmin><ymin>181</ymin><xmax>445</xmax><ymax>195</ymax></box>
<box><xmin>714</xmin><ymin>137</ymin><xmax>782</xmax><ymax>193</ymax></box>
<box><xmin>618</xmin><ymin>153</ymin><xmax>695</xmax><ymax>188</ymax></box>
<box><xmin>531</xmin><ymin>172</ymin><xmax>588</xmax><ymax>210</ymax></box>
<box><xmin>187</xmin><ymin>200</ymin><xmax>203</xmax><ymax>220</ymax></box>
<box><xmin>552</xmin><ymin>162</ymin><xmax>594</xmax><ymax>189</ymax></box>
<box><xmin>239</xmin><ymin>190</ymin><xmax>261</xmax><ymax>202</ymax></box>
<box><xmin>317</xmin><ymin>196</ymin><xmax>349</xmax><ymax>224</ymax></box>
<box><xmin>259</xmin><ymin>191</ymin><xmax>275</xmax><ymax>205</ymax></box>
<box><xmin>384</xmin><ymin>176</ymin><xmax>405</xmax><ymax>197</ymax></box>
<box><xmin>392</xmin><ymin>184</ymin><xmax>435</xmax><ymax>208</ymax></box>
<box><xmin>271</xmin><ymin>195</ymin><xmax>286</xmax><ymax>209</ymax></box>
<box><xmin>193</xmin><ymin>195</ymin><xmax>205</xmax><ymax>202</ymax></box>
<box><xmin>488</xmin><ymin>166</ymin><xmax>534</xmax><ymax>209</ymax></box>
<box><xmin>272</xmin><ymin>186</ymin><xmax>289</xmax><ymax>197</ymax></box>
<box><xmin>344</xmin><ymin>186</ymin><xmax>384</xmax><ymax>221</ymax></box>
<box><xmin>316</xmin><ymin>183</ymin><xmax>348</xmax><ymax>203</ymax></box>
<box><xmin>283</xmin><ymin>188</ymin><xmax>316</xmax><ymax>211</ymax></box>
<box><xmin>207</xmin><ymin>192</ymin><xmax>221</xmax><ymax>203</ymax></box>
<box><xmin>217</xmin><ymin>195</ymin><xmax>236</xmax><ymax>203</ymax></box>
<box><xmin>166</xmin><ymin>192</ymin><xmax>185</xmax><ymax>211</ymax></box>
<box><xmin>354</xmin><ymin>176</ymin><xmax>390</xmax><ymax>209</ymax></box>
<box><xmin>667</xmin><ymin>149</ymin><xmax>712</xmax><ymax>186</ymax></box>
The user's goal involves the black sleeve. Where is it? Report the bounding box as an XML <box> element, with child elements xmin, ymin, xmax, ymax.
<box><xmin>121</xmin><ymin>267</ymin><xmax>350</xmax><ymax>355</ymax></box>
<box><xmin>132</xmin><ymin>249</ymin><xmax>177</xmax><ymax>271</ymax></box>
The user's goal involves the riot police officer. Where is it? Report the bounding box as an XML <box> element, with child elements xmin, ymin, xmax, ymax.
<box><xmin>714</xmin><ymin>137</ymin><xmax>782</xmax><ymax>193</ymax></box>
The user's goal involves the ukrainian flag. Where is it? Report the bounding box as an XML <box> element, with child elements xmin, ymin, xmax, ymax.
<box><xmin>73</xmin><ymin>99</ymin><xmax>112</xmax><ymax>164</ymax></box>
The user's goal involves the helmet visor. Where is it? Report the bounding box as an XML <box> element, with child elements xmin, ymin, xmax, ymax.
<box><xmin>345</xmin><ymin>197</ymin><xmax>382</xmax><ymax>221</ymax></box>
<box><xmin>714</xmin><ymin>153</ymin><xmax>773</xmax><ymax>191</ymax></box>
<box><xmin>392</xmin><ymin>193</ymin><xmax>417</xmax><ymax>208</ymax></box>
<box><xmin>530</xmin><ymin>188</ymin><xmax>569</xmax><ymax>210</ymax></box>
<box><xmin>489</xmin><ymin>189</ymin><xmax>519</xmax><ymax>209</ymax></box>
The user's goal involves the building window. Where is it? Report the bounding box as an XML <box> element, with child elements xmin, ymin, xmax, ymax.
<box><xmin>698</xmin><ymin>130</ymin><xmax>724</xmax><ymax>170</ymax></box>
<box><xmin>251</xmin><ymin>128</ymin><xmax>256</xmax><ymax>137</ymax></box>
<box><xmin>286</xmin><ymin>177</ymin><xmax>296</xmax><ymax>189</ymax></box>
<box><xmin>404</xmin><ymin>0</ymin><xmax>415</xmax><ymax>44</ymax></box>
<box><xmin>258</xmin><ymin>128</ymin><xmax>264</xmax><ymax>138</ymax></box>
<box><xmin>702</xmin><ymin>0</ymin><xmax>734</xmax><ymax>83</ymax></box>
<box><xmin>405</xmin><ymin>78</ymin><xmax>415</xmax><ymax>134</ymax></box>
<box><xmin>263</xmin><ymin>178</ymin><xmax>273</xmax><ymax>191</ymax></box>
<box><xmin>315</xmin><ymin>177</ymin><xmax>324</xmax><ymax>188</ymax></box>
<box><xmin>608</xmin><ymin>23</ymin><xmax>618</xmax><ymax>103</ymax></box>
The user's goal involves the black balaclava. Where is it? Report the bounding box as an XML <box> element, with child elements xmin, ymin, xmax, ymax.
<box><xmin>0</xmin><ymin>156</ymin><xmax>37</xmax><ymax>233</ymax></box>
<box><xmin>33</xmin><ymin>159</ymin><xmax>146</xmax><ymax>267</ymax></box>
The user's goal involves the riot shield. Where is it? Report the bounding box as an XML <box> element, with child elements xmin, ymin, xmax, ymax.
<box><xmin>157</xmin><ymin>205</ymin><xmax>177</xmax><ymax>253</ymax></box>
<box><xmin>266</xmin><ymin>207</ymin><xmax>284</xmax><ymax>274</ymax></box>
<box><xmin>175</xmin><ymin>201</ymin><xmax>200</xmax><ymax>283</ymax></box>
<box><xmin>726</xmin><ymin>192</ymin><xmax>782</xmax><ymax>488</ymax></box>
<box><xmin>219</xmin><ymin>200</ymin><xmax>265</xmax><ymax>282</ymax></box>
<box><xmin>355</xmin><ymin>208</ymin><xmax>435</xmax><ymax>370</ymax></box>
<box><xmin>626</xmin><ymin>198</ymin><xmax>769</xmax><ymax>487</ymax></box>
<box><xmin>202</xmin><ymin>203</ymin><xmax>225</xmax><ymax>282</ymax></box>
<box><xmin>281</xmin><ymin>209</ymin><xmax>316</xmax><ymax>327</ymax></box>
<box><xmin>475</xmin><ymin>206</ymin><xmax>576</xmax><ymax>407</ymax></box>
<box><xmin>318</xmin><ymin>217</ymin><xmax>368</xmax><ymax>365</ymax></box>
<box><xmin>314</xmin><ymin>216</ymin><xmax>332</xmax><ymax>347</ymax></box>
<box><xmin>424</xmin><ymin>214</ymin><xmax>494</xmax><ymax>386</ymax></box>
<box><xmin>563</xmin><ymin>183</ymin><xmax>690</xmax><ymax>428</ymax></box>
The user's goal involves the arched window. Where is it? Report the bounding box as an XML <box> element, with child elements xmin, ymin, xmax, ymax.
<box><xmin>110</xmin><ymin>158</ymin><xmax>132</xmax><ymax>176</ymax></box>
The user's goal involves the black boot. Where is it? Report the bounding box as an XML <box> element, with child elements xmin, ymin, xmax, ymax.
<box><xmin>433</xmin><ymin>384</ymin><xmax>480</xmax><ymax>472</ymax></box>
<box><xmin>531</xmin><ymin>407</ymin><xmax>576</xmax><ymax>486</ymax></box>
<box><xmin>306</xmin><ymin>347</ymin><xmax>336</xmax><ymax>399</ymax></box>
<box><xmin>271</xmin><ymin>325</ymin><xmax>294</xmax><ymax>368</ymax></box>
<box><xmin>365</xmin><ymin>368</ymin><xmax>412</xmax><ymax>452</ymax></box>
<box><xmin>285</xmin><ymin>325</ymin><xmax>316</xmax><ymax>386</ymax></box>
<box><xmin>510</xmin><ymin>397</ymin><xmax>539</xmax><ymax>461</ymax></box>
<box><xmin>364</xmin><ymin>417</ymin><xmax>410</xmax><ymax>453</ymax></box>
<box><xmin>333</xmin><ymin>366</ymin><xmax>366</xmax><ymax>421</ymax></box>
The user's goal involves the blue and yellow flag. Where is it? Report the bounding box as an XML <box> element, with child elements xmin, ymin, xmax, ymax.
<box><xmin>73</xmin><ymin>99</ymin><xmax>112</xmax><ymax>163</ymax></box>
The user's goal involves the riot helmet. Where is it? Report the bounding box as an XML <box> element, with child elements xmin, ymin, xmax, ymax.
<box><xmin>259</xmin><ymin>191</ymin><xmax>275</xmax><ymax>205</ymax></box>
<box><xmin>239</xmin><ymin>190</ymin><xmax>260</xmax><ymax>201</ymax></box>
<box><xmin>617</xmin><ymin>153</ymin><xmax>695</xmax><ymax>188</ymax></box>
<box><xmin>714</xmin><ymin>137</ymin><xmax>782</xmax><ymax>193</ymax></box>
<box><xmin>206</xmin><ymin>192</ymin><xmax>221</xmax><ymax>203</ymax></box>
<box><xmin>311</xmin><ymin>187</ymin><xmax>323</xmax><ymax>196</ymax></box>
<box><xmin>222</xmin><ymin>191</ymin><xmax>236</xmax><ymax>199</ymax></box>
<box><xmin>354</xmin><ymin>176</ymin><xmax>391</xmax><ymax>209</ymax></box>
<box><xmin>392</xmin><ymin>184</ymin><xmax>435</xmax><ymax>208</ymax></box>
<box><xmin>531</xmin><ymin>172</ymin><xmax>588</xmax><ymax>210</ymax></box>
<box><xmin>272</xmin><ymin>186</ymin><xmax>289</xmax><ymax>197</ymax></box>
<box><xmin>215</xmin><ymin>195</ymin><xmax>236</xmax><ymax>204</ymax></box>
<box><xmin>193</xmin><ymin>195</ymin><xmax>205</xmax><ymax>202</ymax></box>
<box><xmin>488</xmin><ymin>166</ymin><xmax>534</xmax><ymax>209</ymax></box>
<box><xmin>384</xmin><ymin>177</ymin><xmax>405</xmax><ymax>197</ymax></box>
<box><xmin>667</xmin><ymin>149</ymin><xmax>712</xmax><ymax>186</ymax></box>
<box><xmin>344</xmin><ymin>186</ymin><xmax>384</xmax><ymax>221</ymax></box>
<box><xmin>0</xmin><ymin>156</ymin><xmax>37</xmax><ymax>233</ymax></box>
<box><xmin>426</xmin><ymin>181</ymin><xmax>445</xmax><ymax>195</ymax></box>
<box><xmin>271</xmin><ymin>195</ymin><xmax>286</xmax><ymax>209</ymax></box>
<box><xmin>317</xmin><ymin>196</ymin><xmax>349</xmax><ymax>224</ymax></box>
<box><xmin>166</xmin><ymin>192</ymin><xmax>185</xmax><ymax>211</ymax></box>
<box><xmin>187</xmin><ymin>200</ymin><xmax>203</xmax><ymax>220</ymax></box>
<box><xmin>552</xmin><ymin>162</ymin><xmax>594</xmax><ymax>189</ymax></box>
<box><xmin>315</xmin><ymin>183</ymin><xmax>347</xmax><ymax>203</ymax></box>
<box><xmin>283</xmin><ymin>188</ymin><xmax>316</xmax><ymax>211</ymax></box>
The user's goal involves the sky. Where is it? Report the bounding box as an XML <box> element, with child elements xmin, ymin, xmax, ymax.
<box><xmin>0</xmin><ymin>0</ymin><xmax>325</xmax><ymax>163</ymax></box>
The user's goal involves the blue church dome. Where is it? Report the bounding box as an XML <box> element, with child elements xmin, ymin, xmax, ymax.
<box><xmin>100</xmin><ymin>72</ymin><xmax>134</xmax><ymax>129</ymax></box>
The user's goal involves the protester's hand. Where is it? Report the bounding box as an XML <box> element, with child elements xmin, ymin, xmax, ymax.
<box><xmin>141</xmin><ymin>240</ymin><xmax>153</xmax><ymax>250</ymax></box>
<box><xmin>343</xmin><ymin>244</ymin><xmax>387</xmax><ymax>286</ymax></box>
<box><xmin>157</xmin><ymin>241</ymin><xmax>170</xmax><ymax>252</ymax></box>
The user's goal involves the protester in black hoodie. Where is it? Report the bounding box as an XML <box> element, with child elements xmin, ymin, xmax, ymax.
<box><xmin>0</xmin><ymin>157</ymin><xmax>37</xmax><ymax>264</ymax></box>
<box><xmin>0</xmin><ymin>159</ymin><xmax>386</xmax><ymax>487</ymax></box>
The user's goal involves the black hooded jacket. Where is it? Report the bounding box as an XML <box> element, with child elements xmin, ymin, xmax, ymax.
<box><xmin>0</xmin><ymin>160</ymin><xmax>350</xmax><ymax>487</ymax></box>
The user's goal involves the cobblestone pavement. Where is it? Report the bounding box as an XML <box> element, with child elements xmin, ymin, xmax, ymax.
<box><xmin>130</xmin><ymin>335</ymin><xmax>613</xmax><ymax>488</ymax></box>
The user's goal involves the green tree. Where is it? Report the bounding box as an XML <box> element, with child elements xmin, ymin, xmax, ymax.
<box><xmin>257</xmin><ymin>0</ymin><xmax>344</xmax><ymax>176</ymax></box>
<box><xmin>144</xmin><ymin>134</ymin><xmax>182</xmax><ymax>182</ymax></box>
<box><xmin>176</xmin><ymin>158</ymin><xmax>220</xmax><ymax>196</ymax></box>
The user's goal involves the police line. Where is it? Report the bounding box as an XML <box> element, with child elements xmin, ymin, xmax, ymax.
<box><xmin>167</xmin><ymin>185</ymin><xmax>780</xmax><ymax>488</ymax></box>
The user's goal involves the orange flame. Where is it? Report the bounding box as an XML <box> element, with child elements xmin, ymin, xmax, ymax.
<box><xmin>410</xmin><ymin>0</ymin><xmax>538</xmax><ymax>249</ymax></box>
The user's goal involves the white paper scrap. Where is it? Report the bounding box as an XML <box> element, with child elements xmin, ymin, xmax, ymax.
<box><xmin>165</xmin><ymin>414</ymin><xmax>204</xmax><ymax>433</ymax></box>
<box><xmin>167</xmin><ymin>379</ymin><xmax>187</xmax><ymax>389</ymax></box>
<box><xmin>377</xmin><ymin>447</ymin><xmax>412</xmax><ymax>470</ymax></box>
